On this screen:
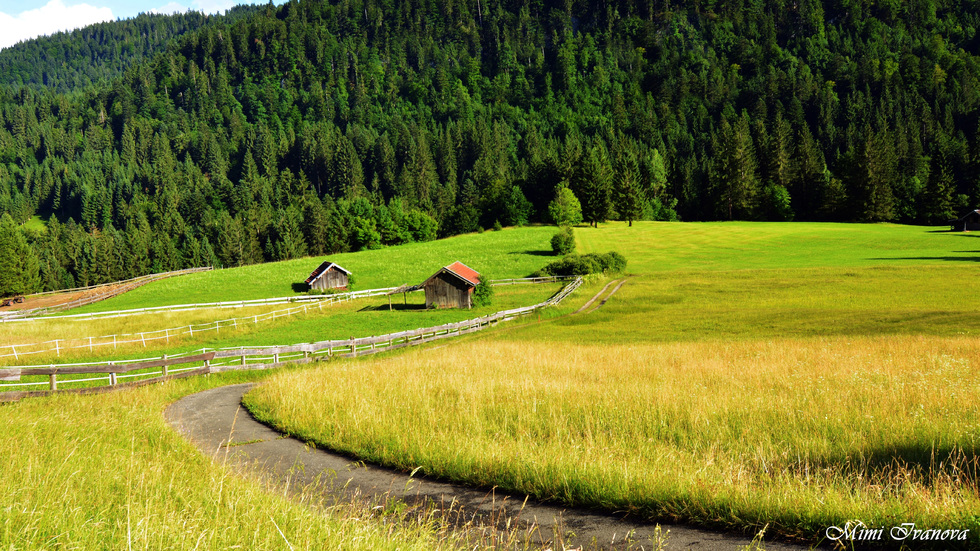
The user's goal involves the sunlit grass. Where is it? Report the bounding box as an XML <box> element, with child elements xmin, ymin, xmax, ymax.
<box><xmin>243</xmin><ymin>222</ymin><xmax>980</xmax><ymax>548</ymax></box>
<box><xmin>0</xmin><ymin>371</ymin><xmax>460</xmax><ymax>550</ymax></box>
<box><xmin>246</xmin><ymin>336</ymin><xmax>980</xmax><ymax>547</ymax></box>
<box><xmin>66</xmin><ymin>226</ymin><xmax>557</xmax><ymax>314</ymax></box>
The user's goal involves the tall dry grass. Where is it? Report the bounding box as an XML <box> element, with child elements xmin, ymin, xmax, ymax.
<box><xmin>0</xmin><ymin>372</ymin><xmax>472</xmax><ymax>550</ymax></box>
<box><xmin>245</xmin><ymin>336</ymin><xmax>980</xmax><ymax>546</ymax></box>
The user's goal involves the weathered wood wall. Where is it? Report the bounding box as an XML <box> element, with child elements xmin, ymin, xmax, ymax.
<box><xmin>310</xmin><ymin>269</ymin><xmax>348</xmax><ymax>291</ymax></box>
<box><xmin>424</xmin><ymin>274</ymin><xmax>472</xmax><ymax>309</ymax></box>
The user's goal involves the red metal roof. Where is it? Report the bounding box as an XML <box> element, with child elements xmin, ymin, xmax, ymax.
<box><xmin>423</xmin><ymin>261</ymin><xmax>481</xmax><ymax>288</ymax></box>
<box><xmin>445</xmin><ymin>261</ymin><xmax>481</xmax><ymax>286</ymax></box>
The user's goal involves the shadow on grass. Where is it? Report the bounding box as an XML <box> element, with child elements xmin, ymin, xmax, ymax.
<box><xmin>869</xmin><ymin>256</ymin><xmax>980</xmax><ymax>263</ymax></box>
<box><xmin>358</xmin><ymin>303</ymin><xmax>426</xmax><ymax>312</ymax></box>
<box><xmin>511</xmin><ymin>249</ymin><xmax>556</xmax><ymax>257</ymax></box>
<box><xmin>782</xmin><ymin>444</ymin><xmax>978</xmax><ymax>488</ymax></box>
<box><xmin>291</xmin><ymin>282</ymin><xmax>310</xmax><ymax>293</ymax></box>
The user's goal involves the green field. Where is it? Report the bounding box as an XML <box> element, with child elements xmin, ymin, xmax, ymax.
<box><xmin>246</xmin><ymin>222</ymin><xmax>980</xmax><ymax>549</ymax></box>
<box><xmin>66</xmin><ymin>226</ymin><xmax>557</xmax><ymax>314</ymax></box>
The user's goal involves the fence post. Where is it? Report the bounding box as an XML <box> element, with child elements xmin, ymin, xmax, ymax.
<box><xmin>140</xmin><ymin>333</ymin><xmax>145</xmax><ymax>347</ymax></box>
<box><xmin>11</xmin><ymin>345</ymin><xmax>17</xmax><ymax>361</ymax></box>
<box><xmin>189</xmin><ymin>325</ymin><xmax>194</xmax><ymax>337</ymax></box>
<box><xmin>350</xmin><ymin>337</ymin><xmax>357</xmax><ymax>357</ymax></box>
<box><xmin>49</xmin><ymin>373</ymin><xmax>57</xmax><ymax>390</ymax></box>
<box><xmin>165</xmin><ymin>328</ymin><xmax>170</xmax><ymax>344</ymax></box>
<box><xmin>162</xmin><ymin>354</ymin><xmax>169</xmax><ymax>377</ymax></box>
<box><xmin>204</xmin><ymin>359</ymin><xmax>211</xmax><ymax>373</ymax></box>
<box><xmin>109</xmin><ymin>371</ymin><xmax>117</xmax><ymax>385</ymax></box>
<box><xmin>89</xmin><ymin>337</ymin><xmax>93</xmax><ymax>352</ymax></box>
<box><xmin>55</xmin><ymin>340</ymin><xmax>60</xmax><ymax>356</ymax></box>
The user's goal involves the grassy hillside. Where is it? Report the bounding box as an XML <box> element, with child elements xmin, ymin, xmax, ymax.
<box><xmin>66</xmin><ymin>226</ymin><xmax>556</xmax><ymax>314</ymax></box>
<box><xmin>246</xmin><ymin>222</ymin><xmax>980</xmax><ymax>549</ymax></box>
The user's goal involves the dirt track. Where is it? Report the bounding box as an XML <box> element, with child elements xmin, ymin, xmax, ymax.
<box><xmin>165</xmin><ymin>384</ymin><xmax>810</xmax><ymax>550</ymax></box>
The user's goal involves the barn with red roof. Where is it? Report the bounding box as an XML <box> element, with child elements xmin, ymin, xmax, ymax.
<box><xmin>422</xmin><ymin>261</ymin><xmax>481</xmax><ymax>309</ymax></box>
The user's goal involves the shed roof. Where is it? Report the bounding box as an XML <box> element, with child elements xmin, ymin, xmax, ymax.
<box><xmin>956</xmin><ymin>209</ymin><xmax>980</xmax><ymax>221</ymax></box>
<box><xmin>305</xmin><ymin>261</ymin><xmax>351</xmax><ymax>284</ymax></box>
<box><xmin>423</xmin><ymin>261</ymin><xmax>481</xmax><ymax>288</ymax></box>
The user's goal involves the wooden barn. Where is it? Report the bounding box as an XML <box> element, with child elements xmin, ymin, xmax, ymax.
<box><xmin>305</xmin><ymin>261</ymin><xmax>351</xmax><ymax>291</ymax></box>
<box><xmin>951</xmin><ymin>210</ymin><xmax>980</xmax><ymax>231</ymax></box>
<box><xmin>422</xmin><ymin>261</ymin><xmax>480</xmax><ymax>309</ymax></box>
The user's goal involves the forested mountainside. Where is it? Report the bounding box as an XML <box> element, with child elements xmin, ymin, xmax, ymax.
<box><xmin>0</xmin><ymin>7</ymin><xmax>261</xmax><ymax>93</ymax></box>
<box><xmin>2</xmin><ymin>0</ymin><xmax>980</xmax><ymax>292</ymax></box>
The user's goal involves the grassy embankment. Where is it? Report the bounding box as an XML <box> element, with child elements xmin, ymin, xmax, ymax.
<box><xmin>0</xmin><ymin>226</ymin><xmax>584</xmax><ymax>549</ymax></box>
<box><xmin>245</xmin><ymin>222</ymin><xmax>980</xmax><ymax>549</ymax></box>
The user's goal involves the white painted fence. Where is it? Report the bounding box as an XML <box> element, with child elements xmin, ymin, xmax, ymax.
<box><xmin>0</xmin><ymin>277</ymin><xmax>582</xmax><ymax>395</ymax></box>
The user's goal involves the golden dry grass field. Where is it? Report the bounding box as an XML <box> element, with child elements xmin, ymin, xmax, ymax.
<box><xmin>245</xmin><ymin>222</ymin><xmax>980</xmax><ymax>549</ymax></box>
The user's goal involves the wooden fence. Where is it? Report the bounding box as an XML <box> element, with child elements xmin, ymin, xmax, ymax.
<box><xmin>0</xmin><ymin>276</ymin><xmax>576</xmax><ymax>360</ymax></box>
<box><xmin>0</xmin><ymin>277</ymin><xmax>582</xmax><ymax>400</ymax></box>
<box><xmin>0</xmin><ymin>267</ymin><xmax>213</xmax><ymax>322</ymax></box>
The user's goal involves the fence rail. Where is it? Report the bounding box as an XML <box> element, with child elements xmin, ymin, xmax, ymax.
<box><xmin>0</xmin><ymin>267</ymin><xmax>213</xmax><ymax>322</ymax></box>
<box><xmin>0</xmin><ymin>277</ymin><xmax>572</xmax><ymax>360</ymax></box>
<box><xmin>0</xmin><ymin>277</ymin><xmax>582</xmax><ymax>399</ymax></box>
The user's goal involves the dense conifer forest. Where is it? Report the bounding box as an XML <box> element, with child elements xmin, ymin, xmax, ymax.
<box><xmin>2</xmin><ymin>0</ymin><xmax>980</xmax><ymax>294</ymax></box>
<box><xmin>0</xmin><ymin>7</ymin><xmax>261</xmax><ymax>93</ymax></box>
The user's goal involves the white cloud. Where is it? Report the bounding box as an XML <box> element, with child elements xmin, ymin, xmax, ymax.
<box><xmin>150</xmin><ymin>2</ymin><xmax>188</xmax><ymax>15</ymax></box>
<box><xmin>192</xmin><ymin>0</ymin><xmax>238</xmax><ymax>14</ymax></box>
<box><xmin>0</xmin><ymin>0</ymin><xmax>114</xmax><ymax>50</ymax></box>
<box><xmin>152</xmin><ymin>0</ymin><xmax>236</xmax><ymax>16</ymax></box>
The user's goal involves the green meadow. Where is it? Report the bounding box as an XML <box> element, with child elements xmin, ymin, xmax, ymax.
<box><xmin>0</xmin><ymin>226</ymin><xmax>578</xmax><ymax>550</ymax></box>
<box><xmin>65</xmin><ymin>226</ymin><xmax>556</xmax><ymax>314</ymax></box>
<box><xmin>246</xmin><ymin>222</ymin><xmax>980</xmax><ymax>549</ymax></box>
<box><xmin>4</xmin><ymin>222</ymin><xmax>979</xmax><ymax>549</ymax></box>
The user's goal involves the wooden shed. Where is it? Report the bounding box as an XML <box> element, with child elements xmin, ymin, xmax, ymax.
<box><xmin>422</xmin><ymin>261</ymin><xmax>480</xmax><ymax>309</ymax></box>
<box><xmin>305</xmin><ymin>261</ymin><xmax>351</xmax><ymax>291</ymax></box>
<box><xmin>951</xmin><ymin>210</ymin><xmax>980</xmax><ymax>231</ymax></box>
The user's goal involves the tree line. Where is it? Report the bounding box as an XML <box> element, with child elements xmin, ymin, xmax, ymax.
<box><xmin>2</xmin><ymin>0</ymin><xmax>980</xmax><ymax>295</ymax></box>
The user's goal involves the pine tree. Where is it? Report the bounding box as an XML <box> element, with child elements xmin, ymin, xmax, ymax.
<box><xmin>576</xmin><ymin>144</ymin><xmax>613</xmax><ymax>227</ymax></box>
<box><xmin>0</xmin><ymin>213</ymin><xmax>41</xmax><ymax>297</ymax></box>
<box><xmin>613</xmin><ymin>142</ymin><xmax>644</xmax><ymax>226</ymax></box>
<box><xmin>714</xmin><ymin>113</ymin><xmax>760</xmax><ymax>220</ymax></box>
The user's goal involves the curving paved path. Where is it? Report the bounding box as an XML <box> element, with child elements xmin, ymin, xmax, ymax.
<box><xmin>166</xmin><ymin>384</ymin><xmax>812</xmax><ymax>550</ymax></box>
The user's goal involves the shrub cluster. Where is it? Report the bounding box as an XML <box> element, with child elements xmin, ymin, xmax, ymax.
<box><xmin>537</xmin><ymin>252</ymin><xmax>627</xmax><ymax>277</ymax></box>
<box><xmin>473</xmin><ymin>277</ymin><xmax>494</xmax><ymax>306</ymax></box>
<box><xmin>550</xmin><ymin>227</ymin><xmax>576</xmax><ymax>255</ymax></box>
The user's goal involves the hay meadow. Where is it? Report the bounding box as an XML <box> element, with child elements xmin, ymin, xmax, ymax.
<box><xmin>246</xmin><ymin>222</ymin><xmax>980</xmax><ymax>548</ymax></box>
<box><xmin>3</xmin><ymin>222</ymin><xmax>979</xmax><ymax>549</ymax></box>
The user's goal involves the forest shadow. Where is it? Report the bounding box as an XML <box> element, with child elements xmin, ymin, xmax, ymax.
<box><xmin>291</xmin><ymin>282</ymin><xmax>310</xmax><ymax>293</ymax></box>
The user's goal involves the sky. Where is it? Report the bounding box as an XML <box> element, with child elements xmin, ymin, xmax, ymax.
<box><xmin>0</xmin><ymin>0</ymin><xmax>286</xmax><ymax>50</ymax></box>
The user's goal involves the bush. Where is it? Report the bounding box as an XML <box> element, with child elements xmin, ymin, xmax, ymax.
<box><xmin>550</xmin><ymin>226</ymin><xmax>575</xmax><ymax>255</ymax></box>
<box><xmin>537</xmin><ymin>252</ymin><xmax>627</xmax><ymax>277</ymax></box>
<box><xmin>473</xmin><ymin>277</ymin><xmax>494</xmax><ymax>306</ymax></box>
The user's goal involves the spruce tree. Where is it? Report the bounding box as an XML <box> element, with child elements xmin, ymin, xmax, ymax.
<box><xmin>0</xmin><ymin>213</ymin><xmax>41</xmax><ymax>297</ymax></box>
